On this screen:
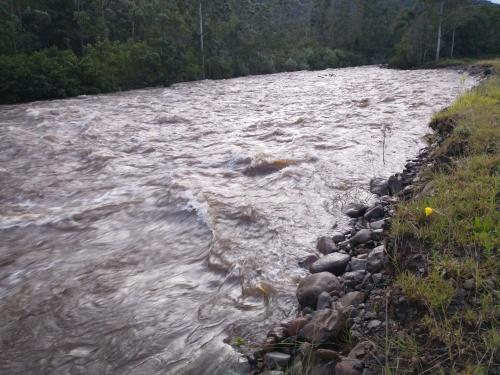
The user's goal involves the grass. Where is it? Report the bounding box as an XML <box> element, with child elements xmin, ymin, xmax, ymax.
<box><xmin>387</xmin><ymin>59</ymin><xmax>500</xmax><ymax>374</ymax></box>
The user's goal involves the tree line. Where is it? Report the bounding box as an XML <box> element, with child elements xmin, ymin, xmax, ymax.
<box><xmin>0</xmin><ymin>0</ymin><xmax>499</xmax><ymax>104</ymax></box>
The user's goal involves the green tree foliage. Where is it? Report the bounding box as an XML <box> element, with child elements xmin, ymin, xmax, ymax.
<box><xmin>0</xmin><ymin>0</ymin><xmax>498</xmax><ymax>104</ymax></box>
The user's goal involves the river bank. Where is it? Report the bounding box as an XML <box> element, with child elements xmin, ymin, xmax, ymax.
<box><xmin>250</xmin><ymin>61</ymin><xmax>499</xmax><ymax>375</ymax></box>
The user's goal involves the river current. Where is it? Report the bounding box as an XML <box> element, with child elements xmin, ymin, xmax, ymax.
<box><xmin>0</xmin><ymin>67</ymin><xmax>474</xmax><ymax>374</ymax></box>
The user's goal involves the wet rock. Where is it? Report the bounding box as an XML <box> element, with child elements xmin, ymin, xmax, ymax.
<box><xmin>311</xmin><ymin>361</ymin><xmax>337</xmax><ymax>375</ymax></box>
<box><xmin>298</xmin><ymin>255</ymin><xmax>319</xmax><ymax>269</ymax></box>
<box><xmin>299</xmin><ymin>308</ymin><xmax>347</xmax><ymax>344</ymax></box>
<box><xmin>348</xmin><ymin>258</ymin><xmax>368</xmax><ymax>272</ymax></box>
<box><xmin>367</xmin><ymin>320</ymin><xmax>382</xmax><ymax>329</ymax></box>
<box><xmin>315</xmin><ymin>348</ymin><xmax>341</xmax><ymax>362</ymax></box>
<box><xmin>388</xmin><ymin>174</ymin><xmax>403</xmax><ymax>195</ymax></box>
<box><xmin>316</xmin><ymin>236</ymin><xmax>337</xmax><ymax>255</ymax></box>
<box><xmin>337</xmin><ymin>291</ymin><xmax>365</xmax><ymax>310</ymax></box>
<box><xmin>317</xmin><ymin>291</ymin><xmax>333</xmax><ymax>310</ymax></box>
<box><xmin>364</xmin><ymin>205</ymin><xmax>384</xmax><ymax>221</ymax></box>
<box><xmin>345</xmin><ymin>203</ymin><xmax>369</xmax><ymax>218</ymax></box>
<box><xmin>265</xmin><ymin>352</ymin><xmax>291</xmax><ymax>369</ymax></box>
<box><xmin>310</xmin><ymin>253</ymin><xmax>350</xmax><ymax>276</ymax></box>
<box><xmin>335</xmin><ymin>359</ymin><xmax>363</xmax><ymax>375</ymax></box>
<box><xmin>332</xmin><ymin>231</ymin><xmax>346</xmax><ymax>242</ymax></box>
<box><xmin>349</xmin><ymin>229</ymin><xmax>372</xmax><ymax>246</ymax></box>
<box><xmin>286</xmin><ymin>317</ymin><xmax>309</xmax><ymax>337</ymax></box>
<box><xmin>297</xmin><ymin>272</ymin><xmax>341</xmax><ymax>308</ymax></box>
<box><xmin>348</xmin><ymin>341</ymin><xmax>375</xmax><ymax>360</ymax></box>
<box><xmin>369</xmin><ymin>219</ymin><xmax>386</xmax><ymax>230</ymax></box>
<box><xmin>369</xmin><ymin>177</ymin><xmax>389</xmax><ymax>196</ymax></box>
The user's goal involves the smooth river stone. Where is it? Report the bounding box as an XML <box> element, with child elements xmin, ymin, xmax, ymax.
<box><xmin>296</xmin><ymin>272</ymin><xmax>341</xmax><ymax>308</ymax></box>
<box><xmin>310</xmin><ymin>253</ymin><xmax>350</xmax><ymax>275</ymax></box>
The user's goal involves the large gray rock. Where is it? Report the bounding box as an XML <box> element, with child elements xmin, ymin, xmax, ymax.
<box><xmin>316</xmin><ymin>236</ymin><xmax>337</xmax><ymax>255</ymax></box>
<box><xmin>299</xmin><ymin>308</ymin><xmax>347</xmax><ymax>343</ymax></box>
<box><xmin>296</xmin><ymin>272</ymin><xmax>341</xmax><ymax>308</ymax></box>
<box><xmin>344</xmin><ymin>203</ymin><xmax>369</xmax><ymax>218</ymax></box>
<box><xmin>349</xmin><ymin>229</ymin><xmax>372</xmax><ymax>245</ymax></box>
<box><xmin>348</xmin><ymin>257</ymin><xmax>368</xmax><ymax>272</ymax></box>
<box><xmin>388</xmin><ymin>174</ymin><xmax>403</xmax><ymax>195</ymax></box>
<box><xmin>369</xmin><ymin>177</ymin><xmax>389</xmax><ymax>196</ymax></box>
<box><xmin>369</xmin><ymin>218</ymin><xmax>387</xmax><ymax>230</ymax></box>
<box><xmin>363</xmin><ymin>205</ymin><xmax>385</xmax><ymax>221</ymax></box>
<box><xmin>310</xmin><ymin>253</ymin><xmax>351</xmax><ymax>275</ymax></box>
<box><xmin>367</xmin><ymin>245</ymin><xmax>385</xmax><ymax>273</ymax></box>
<box><xmin>337</xmin><ymin>291</ymin><xmax>366</xmax><ymax>310</ymax></box>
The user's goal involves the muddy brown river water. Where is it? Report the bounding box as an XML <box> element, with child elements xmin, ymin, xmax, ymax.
<box><xmin>0</xmin><ymin>67</ymin><xmax>474</xmax><ymax>374</ymax></box>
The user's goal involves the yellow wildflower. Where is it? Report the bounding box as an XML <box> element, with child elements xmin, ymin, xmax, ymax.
<box><xmin>425</xmin><ymin>207</ymin><xmax>433</xmax><ymax>217</ymax></box>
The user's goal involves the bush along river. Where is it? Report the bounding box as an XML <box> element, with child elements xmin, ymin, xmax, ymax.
<box><xmin>0</xmin><ymin>67</ymin><xmax>476</xmax><ymax>375</ymax></box>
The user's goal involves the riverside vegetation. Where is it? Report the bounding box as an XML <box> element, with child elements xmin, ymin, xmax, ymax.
<box><xmin>1</xmin><ymin>0</ymin><xmax>500</xmax><ymax>104</ymax></box>
<box><xmin>250</xmin><ymin>61</ymin><xmax>499</xmax><ymax>374</ymax></box>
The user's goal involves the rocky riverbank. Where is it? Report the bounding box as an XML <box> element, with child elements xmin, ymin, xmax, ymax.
<box><xmin>248</xmin><ymin>64</ymin><xmax>498</xmax><ymax>375</ymax></box>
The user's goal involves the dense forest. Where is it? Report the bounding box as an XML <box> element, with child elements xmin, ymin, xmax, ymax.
<box><xmin>0</xmin><ymin>0</ymin><xmax>499</xmax><ymax>104</ymax></box>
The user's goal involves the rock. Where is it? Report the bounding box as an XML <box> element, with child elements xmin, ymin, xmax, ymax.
<box><xmin>316</xmin><ymin>236</ymin><xmax>337</xmax><ymax>255</ymax></box>
<box><xmin>335</xmin><ymin>359</ymin><xmax>363</xmax><ymax>375</ymax></box>
<box><xmin>371</xmin><ymin>229</ymin><xmax>384</xmax><ymax>241</ymax></box>
<box><xmin>367</xmin><ymin>320</ymin><xmax>382</xmax><ymax>329</ymax></box>
<box><xmin>369</xmin><ymin>219</ymin><xmax>386</xmax><ymax>230</ymax></box>
<box><xmin>265</xmin><ymin>352</ymin><xmax>291</xmax><ymax>369</ymax></box>
<box><xmin>369</xmin><ymin>177</ymin><xmax>389</xmax><ymax>196</ymax></box>
<box><xmin>262</xmin><ymin>336</ymin><xmax>278</xmax><ymax>352</ymax></box>
<box><xmin>268</xmin><ymin>326</ymin><xmax>288</xmax><ymax>340</ymax></box>
<box><xmin>299</xmin><ymin>308</ymin><xmax>347</xmax><ymax>344</ymax></box>
<box><xmin>348</xmin><ymin>341</ymin><xmax>375</xmax><ymax>360</ymax></box>
<box><xmin>297</xmin><ymin>272</ymin><xmax>341</xmax><ymax>308</ymax></box>
<box><xmin>464</xmin><ymin>279</ymin><xmax>475</xmax><ymax>290</ymax></box>
<box><xmin>372</xmin><ymin>273</ymin><xmax>383</xmax><ymax>284</ymax></box>
<box><xmin>317</xmin><ymin>291</ymin><xmax>333</xmax><ymax>310</ymax></box>
<box><xmin>310</xmin><ymin>362</ymin><xmax>338</xmax><ymax>375</ymax></box>
<box><xmin>345</xmin><ymin>203</ymin><xmax>369</xmax><ymax>218</ymax></box>
<box><xmin>286</xmin><ymin>317</ymin><xmax>309</xmax><ymax>337</ymax></box>
<box><xmin>349</xmin><ymin>229</ymin><xmax>372</xmax><ymax>245</ymax></box>
<box><xmin>337</xmin><ymin>291</ymin><xmax>365</xmax><ymax>310</ymax></box>
<box><xmin>262</xmin><ymin>371</ymin><xmax>285</xmax><ymax>375</ymax></box>
<box><xmin>310</xmin><ymin>253</ymin><xmax>350</xmax><ymax>275</ymax></box>
<box><xmin>344</xmin><ymin>270</ymin><xmax>366</xmax><ymax>283</ymax></box>
<box><xmin>364</xmin><ymin>205</ymin><xmax>385</xmax><ymax>221</ymax></box>
<box><xmin>348</xmin><ymin>258</ymin><xmax>367</xmax><ymax>272</ymax></box>
<box><xmin>314</xmin><ymin>348</ymin><xmax>341</xmax><ymax>362</ymax></box>
<box><xmin>298</xmin><ymin>255</ymin><xmax>319</xmax><ymax>269</ymax></box>
<box><xmin>332</xmin><ymin>231</ymin><xmax>346</xmax><ymax>242</ymax></box>
<box><xmin>388</xmin><ymin>174</ymin><xmax>403</xmax><ymax>195</ymax></box>
<box><xmin>367</xmin><ymin>245</ymin><xmax>385</xmax><ymax>273</ymax></box>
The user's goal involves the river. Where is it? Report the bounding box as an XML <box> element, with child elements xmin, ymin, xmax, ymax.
<box><xmin>0</xmin><ymin>67</ymin><xmax>474</xmax><ymax>374</ymax></box>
